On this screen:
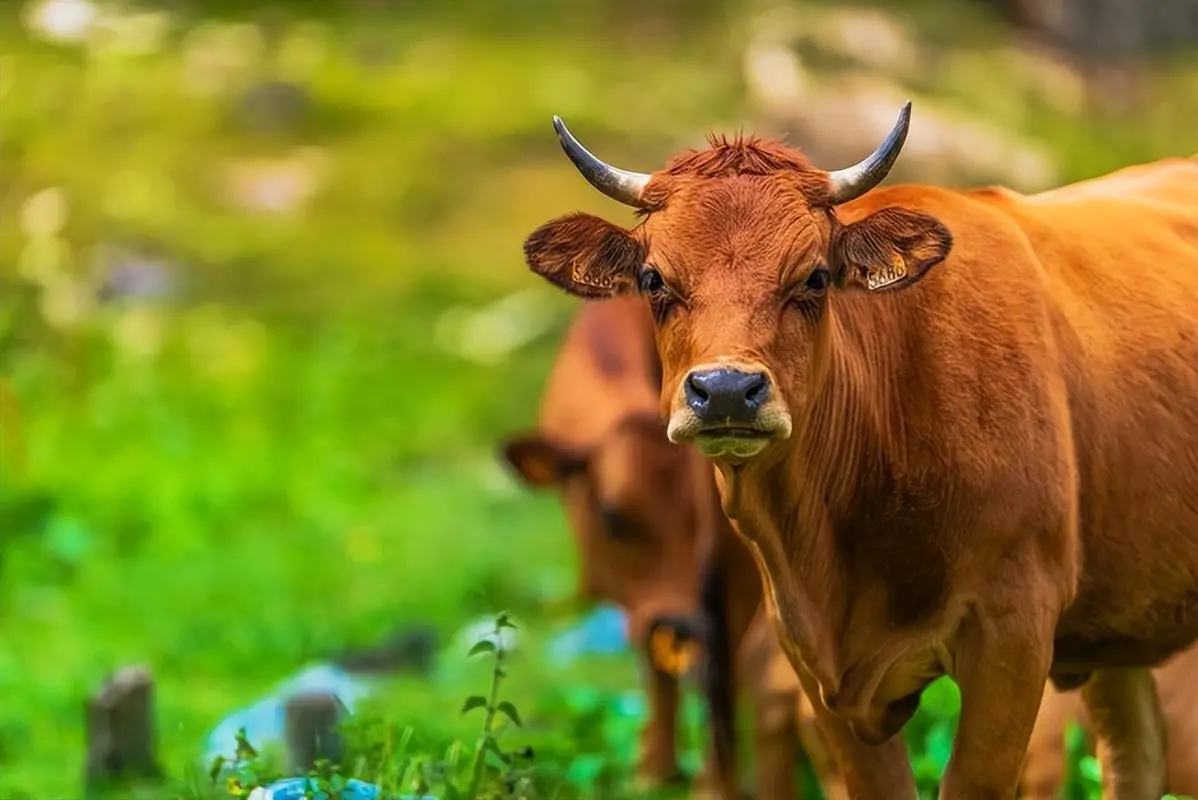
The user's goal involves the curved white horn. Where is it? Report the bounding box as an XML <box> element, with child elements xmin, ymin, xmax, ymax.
<box><xmin>826</xmin><ymin>101</ymin><xmax>912</xmax><ymax>205</ymax></box>
<box><xmin>553</xmin><ymin>116</ymin><xmax>652</xmax><ymax>209</ymax></box>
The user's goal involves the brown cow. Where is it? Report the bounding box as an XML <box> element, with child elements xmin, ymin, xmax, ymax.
<box><xmin>497</xmin><ymin>297</ymin><xmax>845</xmax><ymax>799</ymax></box>
<box><xmin>1021</xmin><ymin>643</ymin><xmax>1198</xmax><ymax>799</ymax></box>
<box><xmin>518</xmin><ymin>103</ymin><xmax>1198</xmax><ymax>799</ymax></box>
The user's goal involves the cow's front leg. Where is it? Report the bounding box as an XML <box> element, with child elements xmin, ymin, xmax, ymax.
<box><xmin>1080</xmin><ymin>667</ymin><xmax>1167</xmax><ymax>800</ymax></box>
<box><xmin>794</xmin><ymin>689</ymin><xmax>849</xmax><ymax>800</ymax></box>
<box><xmin>636</xmin><ymin>664</ymin><xmax>684</xmax><ymax>788</ymax></box>
<box><xmin>793</xmin><ymin>664</ymin><xmax>918</xmax><ymax>799</ymax></box>
<box><xmin>752</xmin><ymin>688</ymin><xmax>799</xmax><ymax>800</ymax></box>
<box><xmin>940</xmin><ymin>600</ymin><xmax>1055</xmax><ymax>799</ymax></box>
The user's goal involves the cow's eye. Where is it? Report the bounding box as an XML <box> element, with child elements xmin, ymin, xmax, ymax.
<box><xmin>804</xmin><ymin>267</ymin><xmax>831</xmax><ymax>294</ymax></box>
<box><xmin>638</xmin><ymin>267</ymin><xmax>666</xmax><ymax>295</ymax></box>
<box><xmin>638</xmin><ymin>266</ymin><xmax>678</xmax><ymax>322</ymax></box>
<box><xmin>600</xmin><ymin>505</ymin><xmax>637</xmax><ymax>539</ymax></box>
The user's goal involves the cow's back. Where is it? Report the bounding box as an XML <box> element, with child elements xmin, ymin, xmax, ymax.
<box><xmin>1024</xmin><ymin>156</ymin><xmax>1198</xmax><ymax>208</ymax></box>
<box><xmin>538</xmin><ymin>298</ymin><xmax>661</xmax><ymax>447</ymax></box>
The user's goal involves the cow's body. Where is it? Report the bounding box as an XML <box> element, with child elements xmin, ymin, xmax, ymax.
<box><xmin>737</xmin><ymin>153</ymin><xmax>1198</xmax><ymax>706</ymax></box>
<box><xmin>715</xmin><ymin>156</ymin><xmax>1198</xmax><ymax>796</ymax></box>
<box><xmin>1022</xmin><ymin>643</ymin><xmax>1198</xmax><ymax>798</ymax></box>
<box><xmin>522</xmin><ymin>105</ymin><xmax>1198</xmax><ymax>798</ymax></box>
<box><xmin>500</xmin><ymin>298</ymin><xmax>845</xmax><ymax>798</ymax></box>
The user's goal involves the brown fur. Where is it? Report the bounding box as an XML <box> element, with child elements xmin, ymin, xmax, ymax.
<box><xmin>1021</xmin><ymin>643</ymin><xmax>1198</xmax><ymax>799</ymax></box>
<box><xmin>498</xmin><ymin>297</ymin><xmax>845</xmax><ymax>798</ymax></box>
<box><xmin>522</xmin><ymin>128</ymin><xmax>1198</xmax><ymax>799</ymax></box>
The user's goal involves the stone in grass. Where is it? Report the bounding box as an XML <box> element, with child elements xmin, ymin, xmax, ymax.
<box><xmin>247</xmin><ymin>775</ymin><xmax>438</xmax><ymax>799</ymax></box>
<box><xmin>83</xmin><ymin>665</ymin><xmax>162</xmax><ymax>795</ymax></box>
<box><xmin>282</xmin><ymin>690</ymin><xmax>348</xmax><ymax>773</ymax></box>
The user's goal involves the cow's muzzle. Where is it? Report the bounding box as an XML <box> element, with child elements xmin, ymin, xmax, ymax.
<box><xmin>667</xmin><ymin>362</ymin><xmax>792</xmax><ymax>460</ymax></box>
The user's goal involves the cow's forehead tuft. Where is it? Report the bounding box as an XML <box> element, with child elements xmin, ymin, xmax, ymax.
<box><xmin>663</xmin><ymin>135</ymin><xmax>818</xmax><ymax>179</ymax></box>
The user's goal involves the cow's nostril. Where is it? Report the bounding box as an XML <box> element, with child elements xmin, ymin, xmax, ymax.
<box><xmin>745</xmin><ymin>373</ymin><xmax>768</xmax><ymax>408</ymax></box>
<box><xmin>685</xmin><ymin>373</ymin><xmax>710</xmax><ymax>403</ymax></box>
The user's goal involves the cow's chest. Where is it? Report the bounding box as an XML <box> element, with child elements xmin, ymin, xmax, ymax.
<box><xmin>734</xmin><ymin>507</ymin><xmax>954</xmax><ymax>738</ymax></box>
<box><xmin>753</xmin><ymin>557</ymin><xmax>947</xmax><ymax>740</ymax></box>
<box><xmin>738</xmin><ymin>531</ymin><xmax>808</xmax><ymax>673</ymax></box>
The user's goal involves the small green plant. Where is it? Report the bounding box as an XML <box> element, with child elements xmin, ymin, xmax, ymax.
<box><xmin>208</xmin><ymin>611</ymin><xmax>534</xmax><ymax>800</ymax></box>
<box><xmin>457</xmin><ymin>610</ymin><xmax>534</xmax><ymax>800</ymax></box>
<box><xmin>208</xmin><ymin>727</ymin><xmax>285</xmax><ymax>798</ymax></box>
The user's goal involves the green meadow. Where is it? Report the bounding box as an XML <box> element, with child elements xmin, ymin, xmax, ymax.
<box><xmin>2</xmin><ymin>1</ymin><xmax>1196</xmax><ymax>797</ymax></box>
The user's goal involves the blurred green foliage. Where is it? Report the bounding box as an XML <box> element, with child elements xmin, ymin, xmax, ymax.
<box><xmin>2</xmin><ymin>1</ymin><xmax>1197</xmax><ymax>798</ymax></box>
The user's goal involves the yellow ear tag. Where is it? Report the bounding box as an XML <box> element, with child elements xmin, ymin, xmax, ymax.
<box><xmin>649</xmin><ymin>628</ymin><xmax>699</xmax><ymax>676</ymax></box>
<box><xmin>866</xmin><ymin>252</ymin><xmax>909</xmax><ymax>290</ymax></box>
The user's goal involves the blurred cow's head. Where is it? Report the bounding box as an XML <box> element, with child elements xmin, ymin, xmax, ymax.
<box><xmin>501</xmin><ymin>412</ymin><xmax>710</xmax><ymax>677</ymax></box>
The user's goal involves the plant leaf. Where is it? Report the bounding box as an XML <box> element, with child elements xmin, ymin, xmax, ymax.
<box><xmin>207</xmin><ymin>755</ymin><xmax>226</xmax><ymax>785</ymax></box>
<box><xmin>468</xmin><ymin>639</ymin><xmax>497</xmax><ymax>657</ymax></box>
<box><xmin>496</xmin><ymin>700</ymin><xmax>523</xmax><ymax>728</ymax></box>
<box><xmin>460</xmin><ymin>695</ymin><xmax>488</xmax><ymax>715</ymax></box>
<box><xmin>233</xmin><ymin>727</ymin><xmax>258</xmax><ymax>761</ymax></box>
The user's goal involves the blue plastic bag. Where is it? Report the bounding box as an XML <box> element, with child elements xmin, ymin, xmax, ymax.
<box><xmin>247</xmin><ymin>776</ymin><xmax>436</xmax><ymax>799</ymax></box>
<box><xmin>203</xmin><ymin>662</ymin><xmax>378</xmax><ymax>766</ymax></box>
<box><xmin>546</xmin><ymin>604</ymin><xmax>629</xmax><ymax>666</ymax></box>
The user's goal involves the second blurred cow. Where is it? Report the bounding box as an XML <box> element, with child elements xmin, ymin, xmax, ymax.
<box><xmin>1021</xmin><ymin>643</ymin><xmax>1198</xmax><ymax>799</ymax></box>
<box><xmin>499</xmin><ymin>297</ymin><xmax>842</xmax><ymax>799</ymax></box>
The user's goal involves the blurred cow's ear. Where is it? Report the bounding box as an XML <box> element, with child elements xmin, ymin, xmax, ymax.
<box><xmin>523</xmin><ymin>213</ymin><xmax>643</xmax><ymax>299</ymax></box>
<box><xmin>831</xmin><ymin>206</ymin><xmax>952</xmax><ymax>293</ymax></box>
<box><xmin>499</xmin><ymin>432</ymin><xmax>586</xmax><ymax>488</ymax></box>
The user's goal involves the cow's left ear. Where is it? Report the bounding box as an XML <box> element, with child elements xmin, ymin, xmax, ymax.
<box><xmin>831</xmin><ymin>206</ymin><xmax>953</xmax><ymax>293</ymax></box>
<box><xmin>523</xmin><ymin>212</ymin><xmax>644</xmax><ymax>299</ymax></box>
<box><xmin>499</xmin><ymin>431</ymin><xmax>587</xmax><ymax>489</ymax></box>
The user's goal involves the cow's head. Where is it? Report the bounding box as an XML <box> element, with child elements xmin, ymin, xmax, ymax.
<box><xmin>522</xmin><ymin>104</ymin><xmax>952</xmax><ymax>464</ymax></box>
<box><xmin>499</xmin><ymin>412</ymin><xmax>707</xmax><ymax>677</ymax></box>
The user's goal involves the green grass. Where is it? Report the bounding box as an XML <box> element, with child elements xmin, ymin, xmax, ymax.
<box><xmin>2</xmin><ymin>0</ymin><xmax>1197</xmax><ymax>798</ymax></box>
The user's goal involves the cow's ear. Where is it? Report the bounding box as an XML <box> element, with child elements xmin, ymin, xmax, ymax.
<box><xmin>499</xmin><ymin>431</ymin><xmax>587</xmax><ymax>488</ymax></box>
<box><xmin>523</xmin><ymin>212</ymin><xmax>643</xmax><ymax>299</ymax></box>
<box><xmin>831</xmin><ymin>206</ymin><xmax>952</xmax><ymax>293</ymax></box>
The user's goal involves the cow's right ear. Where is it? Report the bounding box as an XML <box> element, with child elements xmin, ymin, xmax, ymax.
<box><xmin>499</xmin><ymin>432</ymin><xmax>587</xmax><ymax>488</ymax></box>
<box><xmin>523</xmin><ymin>212</ymin><xmax>643</xmax><ymax>299</ymax></box>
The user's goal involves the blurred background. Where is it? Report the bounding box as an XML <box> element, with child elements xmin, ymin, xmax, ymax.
<box><xmin>2</xmin><ymin>0</ymin><xmax>1197</xmax><ymax>798</ymax></box>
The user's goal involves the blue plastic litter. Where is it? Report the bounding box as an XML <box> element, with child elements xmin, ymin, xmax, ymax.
<box><xmin>546</xmin><ymin>603</ymin><xmax>628</xmax><ymax>666</ymax></box>
<box><xmin>203</xmin><ymin>662</ymin><xmax>379</xmax><ymax>766</ymax></box>
<box><xmin>248</xmin><ymin>776</ymin><xmax>436</xmax><ymax>799</ymax></box>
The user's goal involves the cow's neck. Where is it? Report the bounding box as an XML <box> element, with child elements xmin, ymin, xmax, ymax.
<box><xmin>715</xmin><ymin>296</ymin><xmax>912</xmax><ymax>696</ymax></box>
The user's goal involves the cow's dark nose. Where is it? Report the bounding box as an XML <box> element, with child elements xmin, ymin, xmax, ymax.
<box><xmin>648</xmin><ymin>615</ymin><xmax>699</xmax><ymax>643</ymax></box>
<box><xmin>684</xmin><ymin>368</ymin><xmax>770</xmax><ymax>423</ymax></box>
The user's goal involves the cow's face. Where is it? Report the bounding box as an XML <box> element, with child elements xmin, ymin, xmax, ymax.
<box><xmin>500</xmin><ymin>414</ymin><xmax>706</xmax><ymax>677</ymax></box>
<box><xmin>523</xmin><ymin>105</ymin><xmax>952</xmax><ymax>465</ymax></box>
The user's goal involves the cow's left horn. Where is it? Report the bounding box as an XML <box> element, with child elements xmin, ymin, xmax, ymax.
<box><xmin>553</xmin><ymin>116</ymin><xmax>652</xmax><ymax>209</ymax></box>
<box><xmin>825</xmin><ymin>101</ymin><xmax>912</xmax><ymax>206</ymax></box>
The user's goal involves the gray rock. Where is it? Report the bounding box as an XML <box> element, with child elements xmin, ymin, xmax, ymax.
<box><xmin>83</xmin><ymin>665</ymin><xmax>162</xmax><ymax>796</ymax></box>
<box><xmin>283</xmin><ymin>690</ymin><xmax>347</xmax><ymax>773</ymax></box>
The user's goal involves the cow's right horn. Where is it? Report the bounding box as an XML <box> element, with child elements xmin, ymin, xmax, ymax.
<box><xmin>553</xmin><ymin>116</ymin><xmax>652</xmax><ymax>209</ymax></box>
<box><xmin>825</xmin><ymin>101</ymin><xmax>912</xmax><ymax>206</ymax></box>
